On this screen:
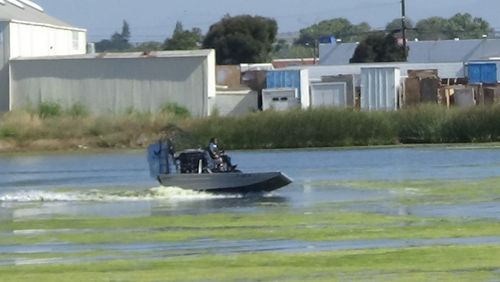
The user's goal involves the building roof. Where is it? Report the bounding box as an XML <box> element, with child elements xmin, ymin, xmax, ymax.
<box><xmin>320</xmin><ymin>38</ymin><xmax>500</xmax><ymax>65</ymax></box>
<box><xmin>11</xmin><ymin>49</ymin><xmax>216</xmax><ymax>61</ymax></box>
<box><xmin>0</xmin><ymin>0</ymin><xmax>80</xmax><ymax>29</ymax></box>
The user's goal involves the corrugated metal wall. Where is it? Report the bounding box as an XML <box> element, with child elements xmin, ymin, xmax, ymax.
<box><xmin>361</xmin><ymin>67</ymin><xmax>401</xmax><ymax>111</ymax></box>
<box><xmin>266</xmin><ymin>69</ymin><xmax>310</xmax><ymax>109</ymax></box>
<box><xmin>0</xmin><ymin>22</ymin><xmax>9</xmax><ymax>111</ymax></box>
<box><xmin>9</xmin><ymin>22</ymin><xmax>86</xmax><ymax>58</ymax></box>
<box><xmin>10</xmin><ymin>53</ymin><xmax>215</xmax><ymax>117</ymax></box>
<box><xmin>310</xmin><ymin>83</ymin><xmax>348</xmax><ymax>108</ymax></box>
<box><xmin>468</xmin><ymin>63</ymin><xmax>498</xmax><ymax>84</ymax></box>
<box><xmin>286</xmin><ymin>62</ymin><xmax>465</xmax><ymax>84</ymax></box>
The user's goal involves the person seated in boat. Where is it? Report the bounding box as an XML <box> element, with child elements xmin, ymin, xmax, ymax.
<box><xmin>207</xmin><ymin>137</ymin><xmax>236</xmax><ymax>172</ymax></box>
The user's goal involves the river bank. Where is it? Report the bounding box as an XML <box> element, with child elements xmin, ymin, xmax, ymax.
<box><xmin>2</xmin><ymin>104</ymin><xmax>500</xmax><ymax>153</ymax></box>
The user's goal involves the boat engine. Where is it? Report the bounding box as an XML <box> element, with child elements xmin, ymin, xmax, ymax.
<box><xmin>147</xmin><ymin>140</ymin><xmax>174</xmax><ymax>178</ymax></box>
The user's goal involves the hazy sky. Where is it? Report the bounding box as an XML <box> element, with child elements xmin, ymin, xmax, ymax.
<box><xmin>34</xmin><ymin>0</ymin><xmax>500</xmax><ymax>43</ymax></box>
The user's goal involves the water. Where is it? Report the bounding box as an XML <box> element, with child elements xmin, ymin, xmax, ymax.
<box><xmin>1</xmin><ymin>147</ymin><xmax>500</xmax><ymax>218</ymax></box>
<box><xmin>1</xmin><ymin>146</ymin><xmax>500</xmax><ymax>265</ymax></box>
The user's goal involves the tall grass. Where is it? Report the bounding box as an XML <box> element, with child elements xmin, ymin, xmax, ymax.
<box><xmin>189</xmin><ymin>108</ymin><xmax>398</xmax><ymax>149</ymax></box>
<box><xmin>2</xmin><ymin>103</ymin><xmax>500</xmax><ymax>152</ymax></box>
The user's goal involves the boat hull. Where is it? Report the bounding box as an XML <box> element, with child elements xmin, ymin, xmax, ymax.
<box><xmin>157</xmin><ymin>172</ymin><xmax>292</xmax><ymax>194</ymax></box>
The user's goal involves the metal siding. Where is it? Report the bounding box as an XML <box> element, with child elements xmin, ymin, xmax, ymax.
<box><xmin>468</xmin><ymin>63</ymin><xmax>498</xmax><ymax>84</ymax></box>
<box><xmin>299</xmin><ymin>69</ymin><xmax>310</xmax><ymax>109</ymax></box>
<box><xmin>9</xmin><ymin>22</ymin><xmax>86</xmax><ymax>59</ymax></box>
<box><xmin>266</xmin><ymin>70</ymin><xmax>301</xmax><ymax>97</ymax></box>
<box><xmin>481</xmin><ymin>64</ymin><xmax>497</xmax><ymax>84</ymax></box>
<box><xmin>287</xmin><ymin>62</ymin><xmax>465</xmax><ymax>86</ymax></box>
<box><xmin>468</xmin><ymin>64</ymin><xmax>482</xmax><ymax>84</ymax></box>
<box><xmin>320</xmin><ymin>39</ymin><xmax>500</xmax><ymax>66</ymax></box>
<box><xmin>0</xmin><ymin>22</ymin><xmax>9</xmax><ymax>111</ymax></box>
<box><xmin>214</xmin><ymin>90</ymin><xmax>258</xmax><ymax>116</ymax></box>
<box><xmin>262</xmin><ymin>88</ymin><xmax>300</xmax><ymax>111</ymax></box>
<box><xmin>310</xmin><ymin>83</ymin><xmax>348</xmax><ymax>108</ymax></box>
<box><xmin>10</xmin><ymin>56</ymin><xmax>211</xmax><ymax>116</ymax></box>
<box><xmin>361</xmin><ymin>68</ymin><xmax>400</xmax><ymax>111</ymax></box>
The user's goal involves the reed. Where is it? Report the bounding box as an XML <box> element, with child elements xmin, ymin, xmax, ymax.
<box><xmin>2</xmin><ymin>103</ymin><xmax>500</xmax><ymax>152</ymax></box>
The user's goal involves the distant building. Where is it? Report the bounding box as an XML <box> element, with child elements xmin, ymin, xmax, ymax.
<box><xmin>319</xmin><ymin>38</ymin><xmax>500</xmax><ymax>66</ymax></box>
<box><xmin>272</xmin><ymin>58</ymin><xmax>316</xmax><ymax>69</ymax></box>
<box><xmin>0</xmin><ymin>0</ymin><xmax>87</xmax><ymax>111</ymax></box>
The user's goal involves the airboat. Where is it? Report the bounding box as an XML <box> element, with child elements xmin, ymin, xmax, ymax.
<box><xmin>147</xmin><ymin>141</ymin><xmax>292</xmax><ymax>194</ymax></box>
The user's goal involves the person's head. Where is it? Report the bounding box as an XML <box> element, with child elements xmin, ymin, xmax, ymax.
<box><xmin>210</xmin><ymin>137</ymin><xmax>218</xmax><ymax>144</ymax></box>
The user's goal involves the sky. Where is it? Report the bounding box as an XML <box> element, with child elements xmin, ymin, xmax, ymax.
<box><xmin>34</xmin><ymin>0</ymin><xmax>500</xmax><ymax>43</ymax></box>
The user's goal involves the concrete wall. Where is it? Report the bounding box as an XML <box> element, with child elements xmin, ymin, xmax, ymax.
<box><xmin>10</xmin><ymin>51</ymin><xmax>216</xmax><ymax>117</ymax></box>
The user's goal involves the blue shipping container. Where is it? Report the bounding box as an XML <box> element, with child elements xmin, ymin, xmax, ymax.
<box><xmin>468</xmin><ymin>63</ymin><xmax>497</xmax><ymax>84</ymax></box>
<box><xmin>266</xmin><ymin>70</ymin><xmax>302</xmax><ymax>98</ymax></box>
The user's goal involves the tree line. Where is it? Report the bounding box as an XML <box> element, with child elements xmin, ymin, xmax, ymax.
<box><xmin>95</xmin><ymin>13</ymin><xmax>494</xmax><ymax>64</ymax></box>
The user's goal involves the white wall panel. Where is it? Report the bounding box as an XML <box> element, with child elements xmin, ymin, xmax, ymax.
<box><xmin>361</xmin><ymin>67</ymin><xmax>401</xmax><ymax>111</ymax></box>
<box><xmin>9</xmin><ymin>22</ymin><xmax>86</xmax><ymax>58</ymax></box>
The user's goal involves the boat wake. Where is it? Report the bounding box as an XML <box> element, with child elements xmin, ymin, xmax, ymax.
<box><xmin>0</xmin><ymin>186</ymin><xmax>242</xmax><ymax>203</ymax></box>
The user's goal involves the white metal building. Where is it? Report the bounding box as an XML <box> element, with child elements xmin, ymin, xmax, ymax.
<box><xmin>0</xmin><ymin>0</ymin><xmax>87</xmax><ymax>111</ymax></box>
<box><xmin>10</xmin><ymin>50</ymin><xmax>217</xmax><ymax>117</ymax></box>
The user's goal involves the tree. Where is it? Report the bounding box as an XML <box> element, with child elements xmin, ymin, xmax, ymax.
<box><xmin>163</xmin><ymin>22</ymin><xmax>202</xmax><ymax>50</ymax></box>
<box><xmin>385</xmin><ymin>17</ymin><xmax>417</xmax><ymax>40</ymax></box>
<box><xmin>202</xmin><ymin>15</ymin><xmax>278</xmax><ymax>64</ymax></box>
<box><xmin>414</xmin><ymin>13</ymin><xmax>493</xmax><ymax>40</ymax></box>
<box><xmin>95</xmin><ymin>20</ymin><xmax>132</xmax><ymax>52</ymax></box>
<box><xmin>133</xmin><ymin>41</ymin><xmax>163</xmax><ymax>52</ymax></box>
<box><xmin>415</xmin><ymin>16</ymin><xmax>451</xmax><ymax>40</ymax></box>
<box><xmin>295</xmin><ymin>18</ymin><xmax>371</xmax><ymax>45</ymax></box>
<box><xmin>350</xmin><ymin>33</ymin><xmax>407</xmax><ymax>63</ymax></box>
<box><xmin>446</xmin><ymin>13</ymin><xmax>492</xmax><ymax>39</ymax></box>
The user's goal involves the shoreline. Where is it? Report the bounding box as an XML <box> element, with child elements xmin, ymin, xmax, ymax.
<box><xmin>2</xmin><ymin>142</ymin><xmax>500</xmax><ymax>157</ymax></box>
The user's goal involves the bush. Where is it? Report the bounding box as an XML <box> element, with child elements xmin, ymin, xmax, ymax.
<box><xmin>0</xmin><ymin>127</ymin><xmax>17</xmax><ymax>138</ymax></box>
<box><xmin>38</xmin><ymin>102</ymin><xmax>63</xmax><ymax>118</ymax></box>
<box><xmin>161</xmin><ymin>103</ymin><xmax>191</xmax><ymax>119</ymax></box>
<box><xmin>67</xmin><ymin>103</ymin><xmax>89</xmax><ymax>118</ymax></box>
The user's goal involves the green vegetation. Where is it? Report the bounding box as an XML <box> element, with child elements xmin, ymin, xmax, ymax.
<box><xmin>37</xmin><ymin>101</ymin><xmax>63</xmax><ymax>118</ymax></box>
<box><xmin>342</xmin><ymin>176</ymin><xmax>500</xmax><ymax>205</ymax></box>
<box><xmin>1</xmin><ymin>245</ymin><xmax>499</xmax><ymax>281</ymax></box>
<box><xmin>203</xmin><ymin>15</ymin><xmax>278</xmax><ymax>64</ymax></box>
<box><xmin>2</xmin><ymin>175</ymin><xmax>499</xmax><ymax>280</ymax></box>
<box><xmin>95</xmin><ymin>20</ymin><xmax>132</xmax><ymax>52</ymax></box>
<box><xmin>93</xmin><ymin>13</ymin><xmax>493</xmax><ymax>63</ymax></box>
<box><xmin>350</xmin><ymin>33</ymin><xmax>407</xmax><ymax>63</ymax></box>
<box><xmin>2</xmin><ymin>211</ymin><xmax>500</xmax><ymax>246</ymax></box>
<box><xmin>163</xmin><ymin>22</ymin><xmax>202</xmax><ymax>51</ymax></box>
<box><xmin>3</xmin><ymin>104</ymin><xmax>500</xmax><ymax>152</ymax></box>
<box><xmin>160</xmin><ymin>102</ymin><xmax>191</xmax><ymax>119</ymax></box>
